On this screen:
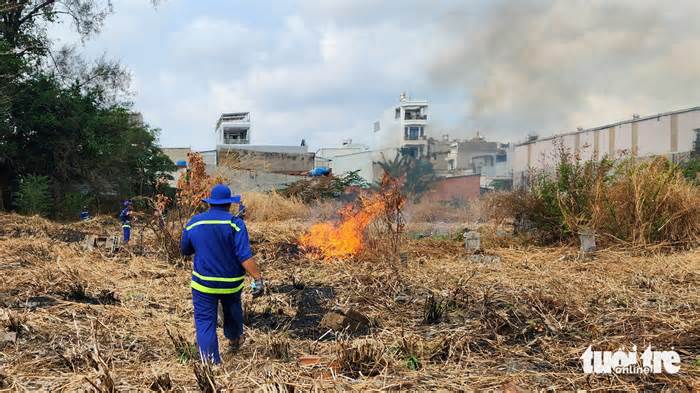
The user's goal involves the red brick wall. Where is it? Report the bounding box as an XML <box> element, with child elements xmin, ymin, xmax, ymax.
<box><xmin>427</xmin><ymin>175</ymin><xmax>480</xmax><ymax>202</ymax></box>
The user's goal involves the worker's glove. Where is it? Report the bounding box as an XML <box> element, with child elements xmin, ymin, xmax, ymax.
<box><xmin>238</xmin><ymin>203</ymin><xmax>247</xmax><ymax>218</ymax></box>
<box><xmin>251</xmin><ymin>279</ymin><xmax>264</xmax><ymax>298</ymax></box>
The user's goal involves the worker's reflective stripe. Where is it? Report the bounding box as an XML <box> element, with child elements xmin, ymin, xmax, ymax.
<box><xmin>191</xmin><ymin>280</ymin><xmax>245</xmax><ymax>294</ymax></box>
<box><xmin>185</xmin><ymin>220</ymin><xmax>241</xmax><ymax>232</ymax></box>
<box><xmin>122</xmin><ymin>224</ymin><xmax>131</xmax><ymax>228</ymax></box>
<box><xmin>192</xmin><ymin>271</ymin><xmax>244</xmax><ymax>283</ymax></box>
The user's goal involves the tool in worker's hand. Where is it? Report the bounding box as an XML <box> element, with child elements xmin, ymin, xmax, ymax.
<box><xmin>251</xmin><ymin>278</ymin><xmax>264</xmax><ymax>298</ymax></box>
<box><xmin>235</xmin><ymin>202</ymin><xmax>246</xmax><ymax>218</ymax></box>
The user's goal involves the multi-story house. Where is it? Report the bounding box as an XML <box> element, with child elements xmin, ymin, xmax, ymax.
<box><xmin>372</xmin><ymin>93</ymin><xmax>430</xmax><ymax>158</ymax></box>
<box><xmin>215</xmin><ymin>112</ymin><xmax>251</xmax><ymax>146</ymax></box>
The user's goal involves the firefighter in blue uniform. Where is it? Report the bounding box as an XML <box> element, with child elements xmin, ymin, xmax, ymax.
<box><xmin>180</xmin><ymin>184</ymin><xmax>263</xmax><ymax>363</ymax></box>
<box><xmin>79</xmin><ymin>206</ymin><xmax>90</xmax><ymax>221</ymax></box>
<box><xmin>119</xmin><ymin>200</ymin><xmax>132</xmax><ymax>244</ymax></box>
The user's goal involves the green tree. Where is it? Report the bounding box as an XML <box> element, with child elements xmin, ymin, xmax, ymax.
<box><xmin>1</xmin><ymin>1</ymin><xmax>112</xmax><ymax>56</ymax></box>
<box><xmin>14</xmin><ymin>174</ymin><xmax>52</xmax><ymax>216</ymax></box>
<box><xmin>0</xmin><ymin>1</ymin><xmax>172</xmax><ymax>216</ymax></box>
<box><xmin>2</xmin><ymin>73</ymin><xmax>174</xmax><ymax>215</ymax></box>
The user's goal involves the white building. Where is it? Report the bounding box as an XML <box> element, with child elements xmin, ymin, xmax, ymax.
<box><xmin>330</xmin><ymin>149</ymin><xmax>400</xmax><ymax>183</ymax></box>
<box><xmin>372</xmin><ymin>93</ymin><xmax>430</xmax><ymax>158</ymax></box>
<box><xmin>315</xmin><ymin>139</ymin><xmax>370</xmax><ymax>168</ymax></box>
<box><xmin>215</xmin><ymin>112</ymin><xmax>251</xmax><ymax>146</ymax></box>
<box><xmin>316</xmin><ymin>94</ymin><xmax>432</xmax><ymax>183</ymax></box>
<box><xmin>512</xmin><ymin>106</ymin><xmax>700</xmax><ymax>186</ymax></box>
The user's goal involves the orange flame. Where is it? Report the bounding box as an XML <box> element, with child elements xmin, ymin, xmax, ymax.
<box><xmin>299</xmin><ymin>194</ymin><xmax>385</xmax><ymax>260</ymax></box>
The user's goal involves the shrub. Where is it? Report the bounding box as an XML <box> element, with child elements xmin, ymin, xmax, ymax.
<box><xmin>489</xmin><ymin>144</ymin><xmax>700</xmax><ymax>248</ymax></box>
<box><xmin>592</xmin><ymin>157</ymin><xmax>700</xmax><ymax>247</ymax></box>
<box><xmin>681</xmin><ymin>156</ymin><xmax>700</xmax><ymax>185</ymax></box>
<box><xmin>488</xmin><ymin>143</ymin><xmax>612</xmax><ymax>243</ymax></box>
<box><xmin>58</xmin><ymin>191</ymin><xmax>92</xmax><ymax>221</ymax></box>
<box><xmin>14</xmin><ymin>175</ymin><xmax>53</xmax><ymax>217</ymax></box>
<box><xmin>280</xmin><ymin>170</ymin><xmax>369</xmax><ymax>203</ymax></box>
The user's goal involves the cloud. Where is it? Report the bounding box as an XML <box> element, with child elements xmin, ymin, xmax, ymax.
<box><xmin>50</xmin><ymin>0</ymin><xmax>700</xmax><ymax>150</ymax></box>
<box><xmin>430</xmin><ymin>0</ymin><xmax>700</xmax><ymax>140</ymax></box>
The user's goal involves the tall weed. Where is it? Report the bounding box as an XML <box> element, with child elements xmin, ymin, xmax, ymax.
<box><xmin>489</xmin><ymin>143</ymin><xmax>700</xmax><ymax>248</ymax></box>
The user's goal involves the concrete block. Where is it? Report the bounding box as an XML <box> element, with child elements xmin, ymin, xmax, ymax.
<box><xmin>579</xmin><ymin>230</ymin><xmax>596</xmax><ymax>253</ymax></box>
<box><xmin>464</xmin><ymin>231</ymin><xmax>481</xmax><ymax>251</ymax></box>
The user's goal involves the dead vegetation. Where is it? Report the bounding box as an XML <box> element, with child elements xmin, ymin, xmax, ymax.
<box><xmin>241</xmin><ymin>192</ymin><xmax>310</xmax><ymax>222</ymax></box>
<box><xmin>0</xmin><ymin>194</ymin><xmax>699</xmax><ymax>390</ymax></box>
<box><xmin>488</xmin><ymin>148</ymin><xmax>700</xmax><ymax>249</ymax></box>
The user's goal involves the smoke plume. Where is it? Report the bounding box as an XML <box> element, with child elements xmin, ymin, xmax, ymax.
<box><xmin>431</xmin><ymin>0</ymin><xmax>700</xmax><ymax>140</ymax></box>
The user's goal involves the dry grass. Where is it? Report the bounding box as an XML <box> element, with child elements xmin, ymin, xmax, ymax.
<box><xmin>242</xmin><ymin>192</ymin><xmax>310</xmax><ymax>222</ymax></box>
<box><xmin>0</xmin><ymin>213</ymin><xmax>698</xmax><ymax>390</ymax></box>
<box><xmin>405</xmin><ymin>198</ymin><xmax>485</xmax><ymax>223</ymax></box>
<box><xmin>489</xmin><ymin>156</ymin><xmax>700</xmax><ymax>248</ymax></box>
<box><xmin>592</xmin><ymin>157</ymin><xmax>700</xmax><ymax>247</ymax></box>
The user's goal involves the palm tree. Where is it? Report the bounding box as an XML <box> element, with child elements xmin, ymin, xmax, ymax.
<box><xmin>374</xmin><ymin>151</ymin><xmax>436</xmax><ymax>200</ymax></box>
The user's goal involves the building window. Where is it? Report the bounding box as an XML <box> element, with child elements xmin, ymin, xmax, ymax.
<box><xmin>405</xmin><ymin>126</ymin><xmax>423</xmax><ymax>140</ymax></box>
<box><xmin>694</xmin><ymin>129</ymin><xmax>700</xmax><ymax>153</ymax></box>
<box><xmin>374</xmin><ymin>121</ymin><xmax>381</xmax><ymax>132</ymax></box>
<box><xmin>401</xmin><ymin>146</ymin><xmax>419</xmax><ymax>158</ymax></box>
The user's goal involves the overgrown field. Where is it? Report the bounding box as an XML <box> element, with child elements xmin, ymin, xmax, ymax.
<box><xmin>0</xmin><ymin>213</ymin><xmax>698</xmax><ymax>391</ymax></box>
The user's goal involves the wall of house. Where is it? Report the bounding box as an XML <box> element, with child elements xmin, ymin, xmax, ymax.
<box><xmin>331</xmin><ymin>148</ymin><xmax>399</xmax><ymax>184</ymax></box>
<box><xmin>218</xmin><ymin>145</ymin><xmax>308</xmax><ymax>154</ymax></box>
<box><xmin>426</xmin><ymin>175</ymin><xmax>481</xmax><ymax>202</ymax></box>
<box><xmin>315</xmin><ymin>145</ymin><xmax>369</xmax><ymax>169</ymax></box>
<box><xmin>512</xmin><ymin>108</ymin><xmax>700</xmax><ymax>185</ymax></box>
<box><xmin>447</xmin><ymin>140</ymin><xmax>500</xmax><ymax>170</ymax></box>
<box><xmin>216</xmin><ymin>148</ymin><xmax>315</xmax><ymax>174</ymax></box>
<box><xmin>210</xmin><ymin>167</ymin><xmax>304</xmax><ymax>192</ymax></box>
<box><xmin>427</xmin><ymin>139</ymin><xmax>451</xmax><ymax>172</ymax></box>
<box><xmin>372</xmin><ymin>107</ymin><xmax>404</xmax><ymax>151</ymax></box>
<box><xmin>199</xmin><ymin>150</ymin><xmax>218</xmax><ymax>167</ymax></box>
<box><xmin>161</xmin><ymin>147</ymin><xmax>191</xmax><ymax>186</ymax></box>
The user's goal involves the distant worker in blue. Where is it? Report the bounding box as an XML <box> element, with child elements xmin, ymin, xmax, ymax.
<box><xmin>119</xmin><ymin>200</ymin><xmax>132</xmax><ymax>244</ymax></box>
<box><xmin>180</xmin><ymin>184</ymin><xmax>263</xmax><ymax>363</ymax></box>
<box><xmin>79</xmin><ymin>206</ymin><xmax>90</xmax><ymax>221</ymax></box>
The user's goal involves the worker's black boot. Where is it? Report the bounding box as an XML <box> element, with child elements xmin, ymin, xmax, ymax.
<box><xmin>228</xmin><ymin>335</ymin><xmax>245</xmax><ymax>352</ymax></box>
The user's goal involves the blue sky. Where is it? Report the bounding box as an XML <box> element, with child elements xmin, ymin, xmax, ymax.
<box><xmin>51</xmin><ymin>0</ymin><xmax>700</xmax><ymax>151</ymax></box>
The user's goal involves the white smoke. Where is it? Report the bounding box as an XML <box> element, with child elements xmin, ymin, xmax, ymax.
<box><xmin>431</xmin><ymin>0</ymin><xmax>700</xmax><ymax>141</ymax></box>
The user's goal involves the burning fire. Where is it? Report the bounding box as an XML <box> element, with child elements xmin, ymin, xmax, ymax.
<box><xmin>299</xmin><ymin>194</ymin><xmax>385</xmax><ymax>260</ymax></box>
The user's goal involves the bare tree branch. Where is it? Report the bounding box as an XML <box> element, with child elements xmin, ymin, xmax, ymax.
<box><xmin>16</xmin><ymin>0</ymin><xmax>56</xmax><ymax>26</ymax></box>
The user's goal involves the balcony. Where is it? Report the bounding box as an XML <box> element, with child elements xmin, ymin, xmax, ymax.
<box><xmin>222</xmin><ymin>128</ymin><xmax>249</xmax><ymax>145</ymax></box>
<box><xmin>223</xmin><ymin>138</ymin><xmax>250</xmax><ymax>145</ymax></box>
<box><xmin>404</xmin><ymin>113</ymin><xmax>427</xmax><ymax>121</ymax></box>
<box><xmin>404</xmin><ymin>135</ymin><xmax>427</xmax><ymax>141</ymax></box>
